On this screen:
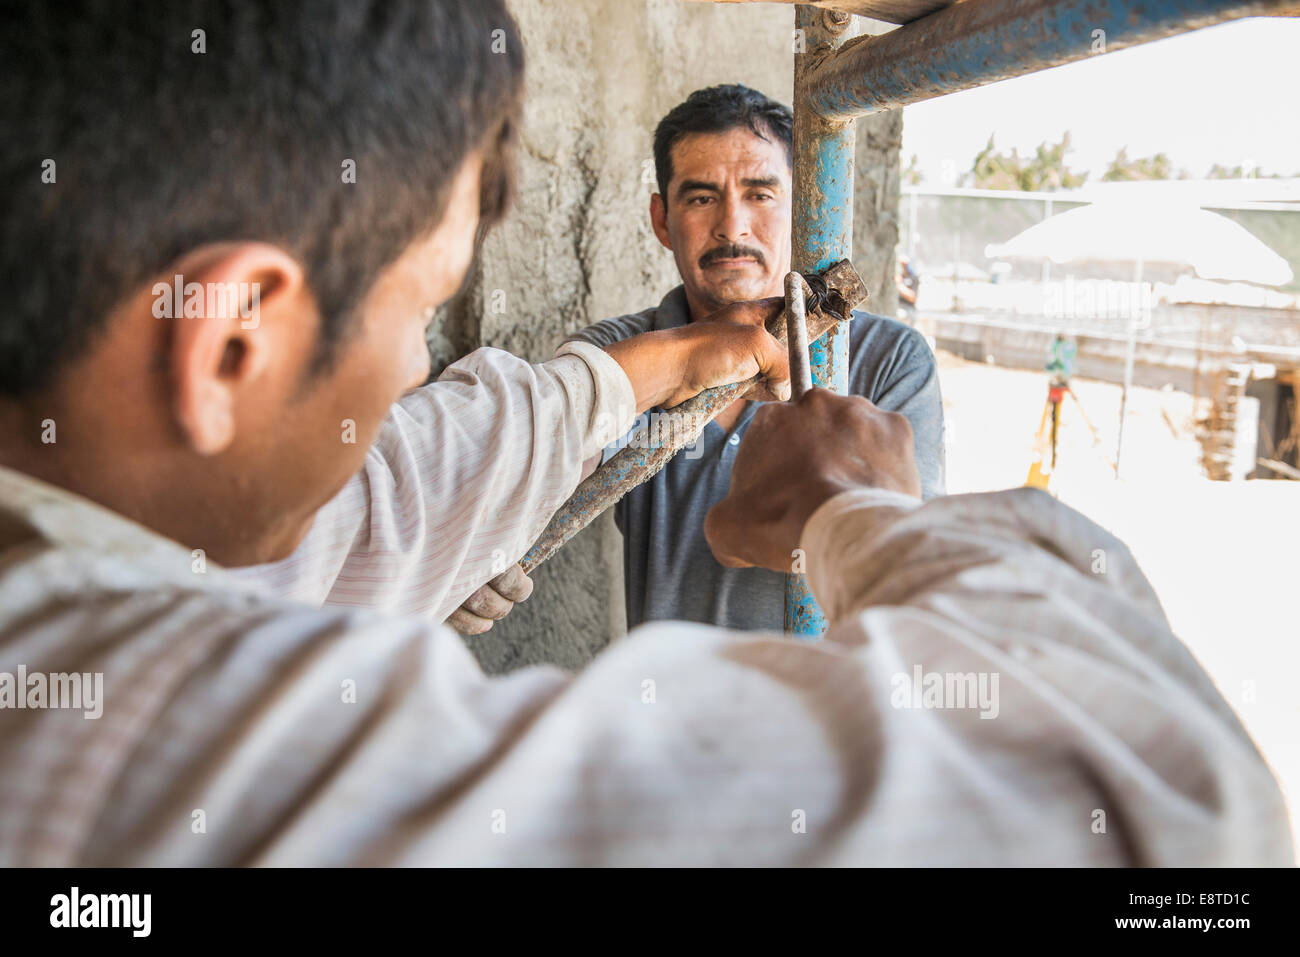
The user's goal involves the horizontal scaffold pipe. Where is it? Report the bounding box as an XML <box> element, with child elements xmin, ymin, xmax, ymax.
<box><xmin>804</xmin><ymin>0</ymin><xmax>1288</xmax><ymax>121</ymax></box>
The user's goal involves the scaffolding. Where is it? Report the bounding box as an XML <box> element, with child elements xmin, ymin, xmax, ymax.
<box><xmin>695</xmin><ymin>0</ymin><xmax>1293</xmax><ymax>634</ymax></box>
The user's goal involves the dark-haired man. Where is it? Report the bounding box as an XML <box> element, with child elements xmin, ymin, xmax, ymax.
<box><xmin>455</xmin><ymin>86</ymin><xmax>946</xmax><ymax>633</ymax></box>
<box><xmin>0</xmin><ymin>3</ymin><xmax>1288</xmax><ymax>866</ymax></box>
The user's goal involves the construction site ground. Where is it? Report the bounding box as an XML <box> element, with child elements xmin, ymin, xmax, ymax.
<box><xmin>937</xmin><ymin>349</ymin><xmax>1300</xmax><ymax>856</ymax></box>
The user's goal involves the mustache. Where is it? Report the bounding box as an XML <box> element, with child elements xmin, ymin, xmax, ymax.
<box><xmin>698</xmin><ymin>244</ymin><xmax>766</xmax><ymax>269</ymax></box>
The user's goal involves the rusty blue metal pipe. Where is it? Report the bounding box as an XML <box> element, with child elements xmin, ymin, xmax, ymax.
<box><xmin>804</xmin><ymin>0</ymin><xmax>1287</xmax><ymax>122</ymax></box>
<box><xmin>785</xmin><ymin>5</ymin><xmax>856</xmax><ymax>637</ymax></box>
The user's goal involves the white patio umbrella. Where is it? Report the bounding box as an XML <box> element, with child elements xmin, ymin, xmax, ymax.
<box><xmin>985</xmin><ymin>201</ymin><xmax>1293</xmax><ymax>286</ymax></box>
<box><xmin>985</xmin><ymin>202</ymin><xmax>1294</xmax><ymax>476</ymax></box>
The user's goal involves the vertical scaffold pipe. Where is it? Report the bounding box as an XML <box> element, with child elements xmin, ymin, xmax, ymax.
<box><xmin>786</xmin><ymin>5</ymin><xmax>855</xmax><ymax>637</ymax></box>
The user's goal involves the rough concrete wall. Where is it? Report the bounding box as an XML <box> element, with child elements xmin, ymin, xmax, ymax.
<box><xmin>855</xmin><ymin>110</ymin><xmax>903</xmax><ymax>319</ymax></box>
<box><xmin>852</xmin><ymin>20</ymin><xmax>903</xmax><ymax>321</ymax></box>
<box><xmin>428</xmin><ymin>0</ymin><xmax>900</xmax><ymax>674</ymax></box>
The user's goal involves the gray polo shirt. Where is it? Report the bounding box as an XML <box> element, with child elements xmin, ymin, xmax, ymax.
<box><xmin>567</xmin><ymin>285</ymin><xmax>946</xmax><ymax>632</ymax></box>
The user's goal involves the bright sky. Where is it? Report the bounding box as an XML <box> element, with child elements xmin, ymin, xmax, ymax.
<box><xmin>901</xmin><ymin>17</ymin><xmax>1300</xmax><ymax>185</ymax></box>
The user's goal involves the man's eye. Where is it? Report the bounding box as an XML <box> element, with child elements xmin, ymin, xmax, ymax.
<box><xmin>751</xmin><ymin>193</ymin><xmax>773</xmax><ymax>203</ymax></box>
<box><xmin>688</xmin><ymin>196</ymin><xmax>712</xmax><ymax>206</ymax></box>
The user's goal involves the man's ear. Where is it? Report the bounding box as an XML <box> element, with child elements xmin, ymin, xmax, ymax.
<box><xmin>164</xmin><ymin>243</ymin><xmax>307</xmax><ymax>455</ymax></box>
<box><xmin>649</xmin><ymin>193</ymin><xmax>673</xmax><ymax>251</ymax></box>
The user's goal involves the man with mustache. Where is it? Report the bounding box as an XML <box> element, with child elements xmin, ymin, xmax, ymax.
<box><xmin>451</xmin><ymin>85</ymin><xmax>945</xmax><ymax>635</ymax></box>
<box><xmin>1</xmin><ymin>2</ymin><xmax>1288</xmax><ymax>867</ymax></box>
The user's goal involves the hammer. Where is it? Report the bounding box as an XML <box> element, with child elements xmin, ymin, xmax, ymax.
<box><xmin>784</xmin><ymin>270</ymin><xmax>813</xmax><ymax>401</ymax></box>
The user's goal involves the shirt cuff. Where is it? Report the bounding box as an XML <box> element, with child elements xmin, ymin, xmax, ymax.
<box><xmin>553</xmin><ymin>340</ymin><xmax>638</xmax><ymax>459</ymax></box>
<box><xmin>802</xmin><ymin>486</ymin><xmax>922</xmax><ymax>623</ymax></box>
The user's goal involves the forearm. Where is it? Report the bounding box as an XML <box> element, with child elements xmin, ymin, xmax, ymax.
<box><xmin>601</xmin><ymin>328</ymin><xmax>691</xmax><ymax>414</ymax></box>
<box><xmin>234</xmin><ymin>344</ymin><xmax>635</xmax><ymax>618</ymax></box>
<box><xmin>698</xmin><ymin>384</ymin><xmax>1287</xmax><ymax>863</ymax></box>
<box><xmin>369</xmin><ymin>344</ymin><xmax>636</xmax><ymax>619</ymax></box>
<box><xmin>802</xmin><ymin>486</ymin><xmax>1243</xmax><ymax>728</ymax></box>
<box><xmin>797</xmin><ymin>486</ymin><xmax>1291</xmax><ymax>864</ymax></box>
<box><xmin>804</xmin><ymin>486</ymin><xmax>1161</xmax><ymax>627</ymax></box>
<box><xmin>602</xmin><ymin>319</ymin><xmax>789</xmax><ymax>413</ymax></box>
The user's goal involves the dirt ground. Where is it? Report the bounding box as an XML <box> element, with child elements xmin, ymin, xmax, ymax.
<box><xmin>936</xmin><ymin>350</ymin><xmax>1299</xmax><ymax>857</ymax></box>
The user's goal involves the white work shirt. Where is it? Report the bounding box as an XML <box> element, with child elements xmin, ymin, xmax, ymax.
<box><xmin>0</xmin><ymin>344</ymin><xmax>1290</xmax><ymax>865</ymax></box>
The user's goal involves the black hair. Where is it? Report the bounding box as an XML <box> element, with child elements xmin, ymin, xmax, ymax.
<box><xmin>0</xmin><ymin>0</ymin><xmax>525</xmax><ymax>398</ymax></box>
<box><xmin>652</xmin><ymin>84</ymin><xmax>793</xmax><ymax>199</ymax></box>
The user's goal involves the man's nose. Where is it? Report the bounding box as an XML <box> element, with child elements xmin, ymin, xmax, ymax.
<box><xmin>713</xmin><ymin>195</ymin><xmax>751</xmax><ymax>242</ymax></box>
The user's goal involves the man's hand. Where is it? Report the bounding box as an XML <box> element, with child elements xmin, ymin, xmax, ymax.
<box><xmin>446</xmin><ymin>563</ymin><xmax>534</xmax><ymax>635</ymax></box>
<box><xmin>601</xmin><ymin>297</ymin><xmax>790</xmax><ymax>412</ymax></box>
<box><xmin>704</xmin><ymin>388</ymin><xmax>922</xmax><ymax>572</ymax></box>
<box><xmin>684</xmin><ymin>297</ymin><xmax>793</xmax><ymax>404</ymax></box>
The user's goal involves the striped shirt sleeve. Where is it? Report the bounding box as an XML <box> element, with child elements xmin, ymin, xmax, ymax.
<box><xmin>229</xmin><ymin>343</ymin><xmax>635</xmax><ymax>621</ymax></box>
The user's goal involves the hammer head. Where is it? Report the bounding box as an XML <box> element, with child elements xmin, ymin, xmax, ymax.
<box><xmin>813</xmin><ymin>259</ymin><xmax>869</xmax><ymax>320</ymax></box>
<box><xmin>763</xmin><ymin>259</ymin><xmax>868</xmax><ymax>343</ymax></box>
